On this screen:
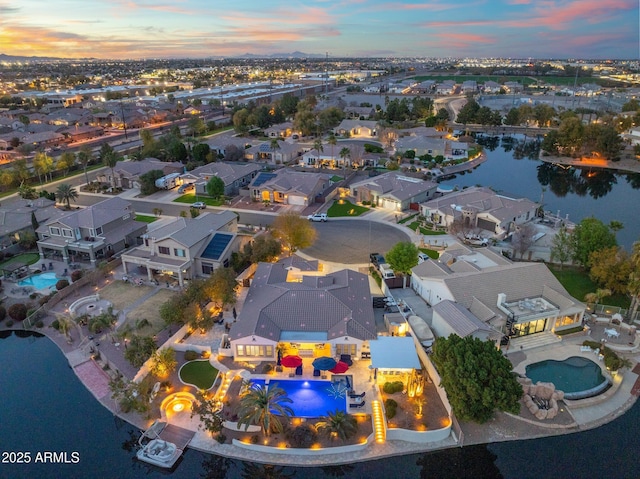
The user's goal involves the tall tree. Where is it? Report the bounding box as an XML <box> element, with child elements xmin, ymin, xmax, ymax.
<box><xmin>549</xmin><ymin>225</ymin><xmax>573</xmax><ymax>269</ymax></box>
<box><xmin>627</xmin><ymin>242</ymin><xmax>640</xmax><ymax>322</ymax></box>
<box><xmin>57</xmin><ymin>151</ymin><xmax>76</xmax><ymax>175</ymax></box>
<box><xmin>588</xmin><ymin>246</ymin><xmax>631</xmax><ymax>294</ymax></box>
<box><xmin>272</xmin><ymin>212</ymin><xmax>317</xmax><ymax>256</ymax></box>
<box><xmin>149</xmin><ymin>347</ymin><xmax>177</xmax><ymax>378</ymax></box>
<box><xmin>55</xmin><ymin>183</ymin><xmax>79</xmax><ymax>209</ymax></box>
<box><xmin>236</xmin><ymin>383</ymin><xmax>294</xmax><ymax>437</ymax></box>
<box><xmin>571</xmin><ymin>217</ymin><xmax>617</xmax><ymax>268</ymax></box>
<box><xmin>511</xmin><ymin>223</ymin><xmax>537</xmax><ymax>259</ymax></box>
<box><xmin>327</xmin><ymin>133</ymin><xmax>337</xmax><ymax>164</ymax></box>
<box><xmin>431</xmin><ymin>335</ymin><xmax>522</xmax><ymax>423</ymax></box>
<box><xmin>100</xmin><ymin>143</ymin><xmax>120</xmax><ymax>188</ymax></box>
<box><xmin>33</xmin><ymin>151</ymin><xmax>54</xmax><ymax>183</ymax></box>
<box><xmin>77</xmin><ymin>145</ymin><xmax>93</xmax><ymax>186</ymax></box>
<box><xmin>339</xmin><ymin>147</ymin><xmax>351</xmax><ymax>170</ymax></box>
<box><xmin>385</xmin><ymin>241</ymin><xmax>419</xmax><ymax>288</ymax></box>
<box><xmin>204</xmin><ymin>266</ymin><xmax>238</xmax><ymax>311</ymax></box>
<box><xmin>206</xmin><ymin>176</ymin><xmax>225</xmax><ymax>199</ymax></box>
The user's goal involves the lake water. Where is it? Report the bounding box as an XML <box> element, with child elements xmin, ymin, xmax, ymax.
<box><xmin>441</xmin><ymin>135</ymin><xmax>640</xmax><ymax>250</ymax></box>
<box><xmin>2</xmin><ymin>330</ymin><xmax>640</xmax><ymax>479</ymax></box>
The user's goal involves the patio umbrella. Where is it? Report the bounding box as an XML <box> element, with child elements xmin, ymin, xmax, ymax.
<box><xmin>312</xmin><ymin>356</ymin><xmax>337</xmax><ymax>371</ymax></box>
<box><xmin>329</xmin><ymin>361</ymin><xmax>349</xmax><ymax>374</ymax></box>
<box><xmin>281</xmin><ymin>355</ymin><xmax>303</xmax><ymax>369</ymax></box>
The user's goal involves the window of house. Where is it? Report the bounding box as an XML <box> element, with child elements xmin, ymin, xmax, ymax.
<box><xmin>144</xmin><ymin>238</ymin><xmax>149</xmax><ymax>247</ymax></box>
<box><xmin>49</xmin><ymin>227</ymin><xmax>60</xmax><ymax>236</ymax></box>
<box><xmin>202</xmin><ymin>263</ymin><xmax>214</xmax><ymax>275</ymax></box>
<box><xmin>158</xmin><ymin>246</ymin><xmax>170</xmax><ymax>255</ymax></box>
<box><xmin>336</xmin><ymin>344</ymin><xmax>357</xmax><ymax>356</ymax></box>
<box><xmin>236</xmin><ymin>345</ymin><xmax>273</xmax><ymax>358</ymax></box>
<box><xmin>96</xmin><ymin>226</ymin><xmax>103</xmax><ymax>235</ymax></box>
<box><xmin>174</xmin><ymin>248</ymin><xmax>186</xmax><ymax>257</ymax></box>
<box><xmin>62</xmin><ymin>229</ymin><xmax>73</xmax><ymax>237</ymax></box>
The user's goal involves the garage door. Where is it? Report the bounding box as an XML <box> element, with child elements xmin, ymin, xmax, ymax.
<box><xmin>288</xmin><ymin>195</ymin><xmax>306</xmax><ymax>206</ymax></box>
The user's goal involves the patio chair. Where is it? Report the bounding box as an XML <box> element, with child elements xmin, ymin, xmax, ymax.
<box><xmin>349</xmin><ymin>400</ymin><xmax>366</xmax><ymax>409</ymax></box>
<box><xmin>348</xmin><ymin>391</ymin><xmax>365</xmax><ymax>399</ymax></box>
<box><xmin>313</xmin><ymin>369</ymin><xmax>321</xmax><ymax>377</ymax></box>
<box><xmin>295</xmin><ymin>365</ymin><xmax>303</xmax><ymax>376</ymax></box>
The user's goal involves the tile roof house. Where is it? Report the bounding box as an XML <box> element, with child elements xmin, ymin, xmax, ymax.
<box><xmin>410</xmin><ymin>244</ymin><xmax>585</xmax><ymax>346</ymax></box>
<box><xmin>349</xmin><ymin>172</ymin><xmax>437</xmax><ymax>211</ymax></box>
<box><xmin>0</xmin><ymin>197</ymin><xmax>64</xmax><ymax>248</ymax></box>
<box><xmin>97</xmin><ymin>158</ymin><xmax>184</xmax><ymax>189</ymax></box>
<box><xmin>36</xmin><ymin>197</ymin><xmax>147</xmax><ymax>265</ymax></box>
<box><xmin>394</xmin><ymin>136</ymin><xmax>468</xmax><ymax>160</ymax></box>
<box><xmin>228</xmin><ymin>259</ymin><xmax>376</xmax><ymax>362</ymax></box>
<box><xmin>249</xmin><ymin>169</ymin><xmax>332</xmax><ymax>206</ymax></box>
<box><xmin>420</xmin><ymin>186</ymin><xmax>539</xmax><ymax>239</ymax></box>
<box><xmin>334</xmin><ymin>119</ymin><xmax>378</xmax><ymax>138</ymax></box>
<box><xmin>120</xmin><ymin>210</ymin><xmax>241</xmax><ymax>287</ymax></box>
<box><xmin>184</xmin><ymin>162</ymin><xmax>262</xmax><ymax>196</ymax></box>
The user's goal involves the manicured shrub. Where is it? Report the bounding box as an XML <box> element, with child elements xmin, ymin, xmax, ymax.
<box><xmin>8</xmin><ymin>303</ymin><xmax>27</xmax><ymax>322</ymax></box>
<box><xmin>56</xmin><ymin>279</ymin><xmax>70</xmax><ymax>290</ymax></box>
<box><xmin>71</xmin><ymin>270</ymin><xmax>83</xmax><ymax>282</ymax></box>
<box><xmin>287</xmin><ymin>423</ymin><xmax>318</xmax><ymax>448</ymax></box>
<box><xmin>216</xmin><ymin>433</ymin><xmax>226</xmax><ymax>444</ymax></box>
<box><xmin>51</xmin><ymin>319</ymin><xmax>60</xmax><ymax>330</ymax></box>
<box><xmin>6</xmin><ymin>320</ymin><xmax>13</xmax><ymax>327</ymax></box>
<box><xmin>384</xmin><ymin>398</ymin><xmax>398</xmax><ymax>419</ymax></box>
<box><xmin>184</xmin><ymin>350</ymin><xmax>200</xmax><ymax>361</ymax></box>
<box><xmin>35</xmin><ymin>320</ymin><xmax>44</xmax><ymax>328</ymax></box>
<box><xmin>382</xmin><ymin>381</ymin><xmax>404</xmax><ymax>394</ymax></box>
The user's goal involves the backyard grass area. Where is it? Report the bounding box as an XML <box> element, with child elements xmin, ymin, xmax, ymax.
<box><xmin>327</xmin><ymin>199</ymin><xmax>369</xmax><ymax>217</ymax></box>
<box><xmin>0</xmin><ymin>253</ymin><xmax>40</xmax><ymax>270</ymax></box>
<box><xmin>173</xmin><ymin>194</ymin><xmax>225</xmax><ymax>207</ymax></box>
<box><xmin>419</xmin><ymin>248</ymin><xmax>439</xmax><ymax>259</ymax></box>
<box><xmin>407</xmin><ymin>221</ymin><xmax>446</xmax><ymax>236</ymax></box>
<box><xmin>121</xmin><ymin>288</ymin><xmax>179</xmax><ymax>336</ymax></box>
<box><xmin>179</xmin><ymin>360</ymin><xmax>219</xmax><ymax>390</ymax></box>
<box><xmin>98</xmin><ymin>280</ymin><xmax>155</xmax><ymax>312</ymax></box>
<box><xmin>549</xmin><ymin>265</ymin><xmax>630</xmax><ymax>308</ymax></box>
<box><xmin>135</xmin><ymin>214</ymin><xmax>158</xmax><ymax>223</ymax></box>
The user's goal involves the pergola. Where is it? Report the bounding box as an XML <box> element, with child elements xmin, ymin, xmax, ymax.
<box><xmin>2</xmin><ymin>261</ymin><xmax>30</xmax><ymax>280</ymax></box>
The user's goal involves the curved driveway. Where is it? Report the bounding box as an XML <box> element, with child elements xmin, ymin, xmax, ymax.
<box><xmin>301</xmin><ymin>218</ymin><xmax>410</xmax><ymax>264</ymax></box>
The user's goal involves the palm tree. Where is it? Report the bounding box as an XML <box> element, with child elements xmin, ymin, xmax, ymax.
<box><xmin>100</xmin><ymin>143</ymin><xmax>119</xmax><ymax>188</ymax></box>
<box><xmin>339</xmin><ymin>147</ymin><xmax>351</xmax><ymax>174</ymax></box>
<box><xmin>313</xmin><ymin>138</ymin><xmax>323</xmax><ymax>167</ymax></box>
<box><xmin>316</xmin><ymin>409</ymin><xmax>358</xmax><ymax>443</ymax></box>
<box><xmin>236</xmin><ymin>383</ymin><xmax>294</xmax><ymax>437</ymax></box>
<box><xmin>77</xmin><ymin>146</ymin><xmax>93</xmax><ymax>186</ymax></box>
<box><xmin>327</xmin><ymin>133</ymin><xmax>337</xmax><ymax>167</ymax></box>
<box><xmin>57</xmin><ymin>315</ymin><xmax>75</xmax><ymax>343</ymax></box>
<box><xmin>55</xmin><ymin>183</ymin><xmax>79</xmax><ymax>209</ymax></box>
<box><xmin>584</xmin><ymin>288</ymin><xmax>612</xmax><ymax>314</ymax></box>
<box><xmin>270</xmin><ymin>138</ymin><xmax>280</xmax><ymax>163</ymax></box>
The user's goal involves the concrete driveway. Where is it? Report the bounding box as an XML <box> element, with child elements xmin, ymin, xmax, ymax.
<box><xmin>300</xmin><ymin>217</ymin><xmax>410</xmax><ymax>264</ymax></box>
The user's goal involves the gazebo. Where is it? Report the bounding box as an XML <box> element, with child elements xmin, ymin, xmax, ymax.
<box><xmin>2</xmin><ymin>261</ymin><xmax>29</xmax><ymax>281</ymax></box>
<box><xmin>369</xmin><ymin>336</ymin><xmax>422</xmax><ymax>393</ymax></box>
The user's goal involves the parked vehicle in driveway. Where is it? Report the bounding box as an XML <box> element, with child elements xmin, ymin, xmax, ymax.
<box><xmin>307</xmin><ymin>213</ymin><xmax>328</xmax><ymax>222</ymax></box>
<box><xmin>370</xmin><ymin>253</ymin><xmax>385</xmax><ymax>267</ymax></box>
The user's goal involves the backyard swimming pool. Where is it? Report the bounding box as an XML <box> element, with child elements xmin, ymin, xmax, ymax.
<box><xmin>18</xmin><ymin>272</ymin><xmax>58</xmax><ymax>290</ymax></box>
<box><xmin>525</xmin><ymin>356</ymin><xmax>610</xmax><ymax>400</ymax></box>
<box><xmin>250</xmin><ymin>379</ymin><xmax>348</xmax><ymax>418</ymax></box>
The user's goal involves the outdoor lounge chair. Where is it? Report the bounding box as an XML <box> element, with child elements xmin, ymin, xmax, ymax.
<box><xmin>348</xmin><ymin>391</ymin><xmax>365</xmax><ymax>399</ymax></box>
<box><xmin>295</xmin><ymin>365</ymin><xmax>303</xmax><ymax>376</ymax></box>
<box><xmin>313</xmin><ymin>369</ymin><xmax>321</xmax><ymax>377</ymax></box>
<box><xmin>340</xmin><ymin>354</ymin><xmax>353</xmax><ymax>366</ymax></box>
<box><xmin>349</xmin><ymin>400</ymin><xmax>366</xmax><ymax>409</ymax></box>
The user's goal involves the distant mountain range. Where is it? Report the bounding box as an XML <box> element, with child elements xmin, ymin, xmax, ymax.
<box><xmin>238</xmin><ymin>51</ymin><xmax>324</xmax><ymax>59</ymax></box>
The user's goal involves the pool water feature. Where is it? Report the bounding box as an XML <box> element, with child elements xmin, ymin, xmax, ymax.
<box><xmin>525</xmin><ymin>356</ymin><xmax>610</xmax><ymax>400</ymax></box>
<box><xmin>18</xmin><ymin>272</ymin><xmax>58</xmax><ymax>290</ymax></box>
<box><xmin>250</xmin><ymin>379</ymin><xmax>347</xmax><ymax>417</ymax></box>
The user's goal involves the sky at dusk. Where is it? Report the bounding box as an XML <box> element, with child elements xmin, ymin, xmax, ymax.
<box><xmin>0</xmin><ymin>0</ymin><xmax>638</xmax><ymax>60</ymax></box>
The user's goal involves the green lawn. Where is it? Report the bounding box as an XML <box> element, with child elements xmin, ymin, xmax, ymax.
<box><xmin>135</xmin><ymin>214</ymin><xmax>158</xmax><ymax>223</ymax></box>
<box><xmin>549</xmin><ymin>265</ymin><xmax>630</xmax><ymax>308</ymax></box>
<box><xmin>407</xmin><ymin>221</ymin><xmax>446</xmax><ymax>236</ymax></box>
<box><xmin>0</xmin><ymin>253</ymin><xmax>40</xmax><ymax>270</ymax></box>
<box><xmin>179</xmin><ymin>360</ymin><xmax>219</xmax><ymax>390</ymax></box>
<box><xmin>327</xmin><ymin>200</ymin><xmax>369</xmax><ymax>217</ymax></box>
<box><xmin>419</xmin><ymin>248</ymin><xmax>440</xmax><ymax>259</ymax></box>
<box><xmin>399</xmin><ymin>213</ymin><xmax>418</xmax><ymax>224</ymax></box>
<box><xmin>173</xmin><ymin>194</ymin><xmax>225</xmax><ymax>207</ymax></box>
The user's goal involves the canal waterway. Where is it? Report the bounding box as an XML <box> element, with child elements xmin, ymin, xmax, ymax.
<box><xmin>441</xmin><ymin>135</ymin><xmax>640</xmax><ymax>251</ymax></box>
<box><xmin>1</xmin><ymin>331</ymin><xmax>639</xmax><ymax>479</ymax></box>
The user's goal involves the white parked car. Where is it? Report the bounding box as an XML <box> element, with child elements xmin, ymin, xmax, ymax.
<box><xmin>191</xmin><ymin>201</ymin><xmax>206</xmax><ymax>209</ymax></box>
<box><xmin>307</xmin><ymin>213</ymin><xmax>328</xmax><ymax>222</ymax></box>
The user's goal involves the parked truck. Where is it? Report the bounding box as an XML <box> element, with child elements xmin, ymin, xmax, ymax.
<box><xmin>155</xmin><ymin>172</ymin><xmax>182</xmax><ymax>190</ymax></box>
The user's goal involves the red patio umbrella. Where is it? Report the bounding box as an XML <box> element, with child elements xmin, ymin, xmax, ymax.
<box><xmin>280</xmin><ymin>355</ymin><xmax>303</xmax><ymax>369</ymax></box>
<box><xmin>329</xmin><ymin>361</ymin><xmax>349</xmax><ymax>374</ymax></box>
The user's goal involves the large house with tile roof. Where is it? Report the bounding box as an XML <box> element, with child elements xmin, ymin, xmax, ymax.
<box><xmin>183</xmin><ymin>162</ymin><xmax>262</xmax><ymax>196</ymax></box>
<box><xmin>249</xmin><ymin>169</ymin><xmax>332</xmax><ymax>206</ymax></box>
<box><xmin>349</xmin><ymin>171</ymin><xmax>438</xmax><ymax>211</ymax></box>
<box><xmin>36</xmin><ymin>197</ymin><xmax>147</xmax><ymax>265</ymax></box>
<box><xmin>120</xmin><ymin>210</ymin><xmax>242</xmax><ymax>287</ymax></box>
<box><xmin>411</xmin><ymin>244</ymin><xmax>585</xmax><ymax>346</ymax></box>
<box><xmin>420</xmin><ymin>186</ymin><xmax>539</xmax><ymax>239</ymax></box>
<box><xmin>97</xmin><ymin>158</ymin><xmax>184</xmax><ymax>189</ymax></box>
<box><xmin>228</xmin><ymin>259</ymin><xmax>376</xmax><ymax>362</ymax></box>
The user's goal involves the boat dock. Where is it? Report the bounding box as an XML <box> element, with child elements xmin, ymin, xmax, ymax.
<box><xmin>159</xmin><ymin>424</ymin><xmax>195</xmax><ymax>451</ymax></box>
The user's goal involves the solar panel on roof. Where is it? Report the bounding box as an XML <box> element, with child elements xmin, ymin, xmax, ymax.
<box><xmin>252</xmin><ymin>172</ymin><xmax>277</xmax><ymax>187</ymax></box>
<box><xmin>201</xmin><ymin>233</ymin><xmax>233</xmax><ymax>260</ymax></box>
